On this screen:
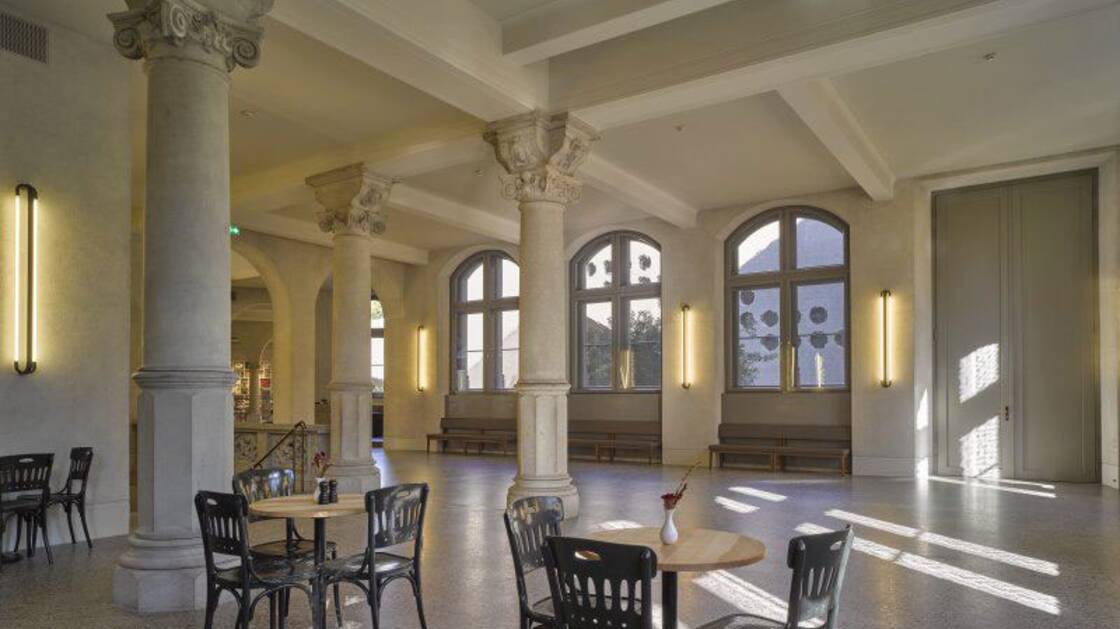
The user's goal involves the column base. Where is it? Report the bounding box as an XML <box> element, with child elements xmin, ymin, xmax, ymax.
<box><xmin>507</xmin><ymin>475</ymin><xmax>580</xmax><ymax>519</ymax></box>
<box><xmin>332</xmin><ymin>460</ymin><xmax>381</xmax><ymax>495</ymax></box>
<box><xmin>113</xmin><ymin>532</ymin><xmax>206</xmax><ymax>612</ymax></box>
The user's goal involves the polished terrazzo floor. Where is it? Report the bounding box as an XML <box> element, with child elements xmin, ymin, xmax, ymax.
<box><xmin>1</xmin><ymin>450</ymin><xmax>1118</xmax><ymax>628</ymax></box>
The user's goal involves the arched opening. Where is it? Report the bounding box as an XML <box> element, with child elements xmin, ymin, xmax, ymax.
<box><xmin>230</xmin><ymin>249</ymin><xmax>278</xmax><ymax>423</ymax></box>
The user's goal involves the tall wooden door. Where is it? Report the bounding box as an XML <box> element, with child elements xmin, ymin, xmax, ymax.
<box><xmin>934</xmin><ymin>171</ymin><xmax>1098</xmax><ymax>482</ymax></box>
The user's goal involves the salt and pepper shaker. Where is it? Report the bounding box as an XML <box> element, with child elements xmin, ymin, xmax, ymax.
<box><xmin>328</xmin><ymin>479</ymin><xmax>338</xmax><ymax>504</ymax></box>
<box><xmin>318</xmin><ymin>480</ymin><xmax>330</xmax><ymax>505</ymax></box>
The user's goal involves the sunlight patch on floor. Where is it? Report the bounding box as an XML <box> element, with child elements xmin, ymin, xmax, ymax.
<box><xmin>927</xmin><ymin>475</ymin><xmax>1056</xmax><ymax>499</ymax></box>
<box><xmin>795</xmin><ymin>523</ymin><xmax>1060</xmax><ymax>616</ymax></box>
<box><xmin>693</xmin><ymin>569</ymin><xmax>788</xmax><ymax>623</ymax></box>
<box><xmin>824</xmin><ymin>509</ymin><xmax>1059</xmax><ymax>575</ymax></box>
<box><xmin>590</xmin><ymin>519</ymin><xmax>645</xmax><ymax>531</ymax></box>
<box><xmin>715</xmin><ymin>496</ymin><xmax>759</xmax><ymax>514</ymax></box>
<box><xmin>728</xmin><ymin>486</ymin><xmax>787</xmax><ymax>502</ymax></box>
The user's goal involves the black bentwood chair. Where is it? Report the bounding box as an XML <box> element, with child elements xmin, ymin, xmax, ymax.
<box><xmin>233</xmin><ymin>467</ymin><xmax>343</xmax><ymax>627</ymax></box>
<box><xmin>47</xmin><ymin>447</ymin><xmax>94</xmax><ymax>548</ymax></box>
<box><xmin>696</xmin><ymin>527</ymin><xmax>855</xmax><ymax>629</ymax></box>
<box><xmin>543</xmin><ymin>537</ymin><xmax>658</xmax><ymax>629</ymax></box>
<box><xmin>504</xmin><ymin>496</ymin><xmax>565</xmax><ymax>629</ymax></box>
<box><xmin>322</xmin><ymin>483</ymin><xmax>430</xmax><ymax>629</ymax></box>
<box><xmin>195</xmin><ymin>490</ymin><xmax>318</xmax><ymax>629</ymax></box>
<box><xmin>1</xmin><ymin>453</ymin><xmax>55</xmax><ymax>564</ymax></box>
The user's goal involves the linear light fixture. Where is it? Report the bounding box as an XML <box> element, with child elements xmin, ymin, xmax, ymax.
<box><xmin>416</xmin><ymin>325</ymin><xmax>427</xmax><ymax>392</ymax></box>
<box><xmin>12</xmin><ymin>183</ymin><xmax>38</xmax><ymax>375</ymax></box>
<box><xmin>880</xmin><ymin>290</ymin><xmax>892</xmax><ymax>387</ymax></box>
<box><xmin>680</xmin><ymin>304</ymin><xmax>692</xmax><ymax>389</ymax></box>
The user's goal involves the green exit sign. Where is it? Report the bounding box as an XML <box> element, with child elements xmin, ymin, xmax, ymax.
<box><xmin>229</xmin><ymin>224</ymin><xmax>241</xmax><ymax>236</ymax></box>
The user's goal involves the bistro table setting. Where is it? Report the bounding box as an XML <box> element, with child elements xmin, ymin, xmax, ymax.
<box><xmin>247</xmin><ymin>492</ymin><xmax>366</xmax><ymax>629</ymax></box>
<box><xmin>585</xmin><ymin>526</ymin><xmax>766</xmax><ymax>629</ymax></box>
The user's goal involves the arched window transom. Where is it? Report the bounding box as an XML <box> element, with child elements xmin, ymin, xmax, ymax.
<box><xmin>572</xmin><ymin>232</ymin><xmax>662</xmax><ymax>391</ymax></box>
<box><xmin>451</xmin><ymin>251</ymin><xmax>519</xmax><ymax>392</ymax></box>
<box><xmin>726</xmin><ymin>207</ymin><xmax>849</xmax><ymax>391</ymax></box>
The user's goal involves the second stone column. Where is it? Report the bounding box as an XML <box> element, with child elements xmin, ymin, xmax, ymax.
<box><xmin>307</xmin><ymin>164</ymin><xmax>393</xmax><ymax>493</ymax></box>
<box><xmin>485</xmin><ymin>112</ymin><xmax>598</xmax><ymax>517</ymax></box>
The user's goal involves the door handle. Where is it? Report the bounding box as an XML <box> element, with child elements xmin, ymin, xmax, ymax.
<box><xmin>1002</xmin><ymin>405</ymin><xmax>1011</xmax><ymax>422</ymax></box>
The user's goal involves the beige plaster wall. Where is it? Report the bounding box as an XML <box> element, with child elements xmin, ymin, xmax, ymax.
<box><xmin>0</xmin><ymin>11</ymin><xmax>132</xmax><ymax>540</ymax></box>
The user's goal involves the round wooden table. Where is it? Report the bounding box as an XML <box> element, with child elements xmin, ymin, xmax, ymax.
<box><xmin>249</xmin><ymin>494</ymin><xmax>366</xmax><ymax>629</ymax></box>
<box><xmin>586</xmin><ymin>526</ymin><xmax>765</xmax><ymax>629</ymax></box>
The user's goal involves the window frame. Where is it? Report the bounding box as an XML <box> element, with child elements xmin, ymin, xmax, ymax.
<box><xmin>370</xmin><ymin>293</ymin><xmax>385</xmax><ymax>397</ymax></box>
<box><xmin>725</xmin><ymin>207</ymin><xmax>850</xmax><ymax>392</ymax></box>
<box><xmin>450</xmin><ymin>250</ymin><xmax>520</xmax><ymax>393</ymax></box>
<box><xmin>570</xmin><ymin>231</ymin><xmax>663</xmax><ymax>392</ymax></box>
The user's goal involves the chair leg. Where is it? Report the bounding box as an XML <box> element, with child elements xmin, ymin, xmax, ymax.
<box><xmin>237</xmin><ymin>593</ymin><xmax>252</xmax><ymax>629</ymax></box>
<box><xmin>331</xmin><ymin>549</ymin><xmax>343</xmax><ymax>627</ymax></box>
<box><xmin>64</xmin><ymin>504</ymin><xmax>77</xmax><ymax>545</ymax></box>
<box><xmin>28</xmin><ymin>515</ymin><xmax>37</xmax><ymax>558</ymax></box>
<box><xmin>78</xmin><ymin>500</ymin><xmax>92</xmax><ymax>549</ymax></box>
<box><xmin>203</xmin><ymin>586</ymin><xmax>219</xmax><ymax>629</ymax></box>
<box><xmin>368</xmin><ymin>583</ymin><xmax>381</xmax><ymax>629</ymax></box>
<box><xmin>38</xmin><ymin>512</ymin><xmax>53</xmax><ymax>564</ymax></box>
<box><xmin>13</xmin><ymin>516</ymin><xmax>22</xmax><ymax>554</ymax></box>
<box><xmin>279</xmin><ymin>588</ymin><xmax>289</xmax><ymax>629</ymax></box>
<box><xmin>269</xmin><ymin>592</ymin><xmax>278</xmax><ymax>629</ymax></box>
<box><xmin>411</xmin><ymin>575</ymin><xmax>429</xmax><ymax>629</ymax></box>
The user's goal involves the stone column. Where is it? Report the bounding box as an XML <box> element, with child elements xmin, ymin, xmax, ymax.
<box><xmin>108</xmin><ymin>0</ymin><xmax>272</xmax><ymax>612</ymax></box>
<box><xmin>307</xmin><ymin>164</ymin><xmax>392</xmax><ymax>493</ymax></box>
<box><xmin>485</xmin><ymin>112</ymin><xmax>598</xmax><ymax>517</ymax></box>
<box><xmin>246</xmin><ymin>362</ymin><xmax>263</xmax><ymax>422</ymax></box>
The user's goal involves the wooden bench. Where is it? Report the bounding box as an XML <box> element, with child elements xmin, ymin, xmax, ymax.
<box><xmin>709</xmin><ymin>423</ymin><xmax>850</xmax><ymax>475</ymax></box>
<box><xmin>426</xmin><ymin>417</ymin><xmax>516</xmax><ymax>455</ymax></box>
<box><xmin>570</xmin><ymin>420</ymin><xmax>661</xmax><ymax>465</ymax></box>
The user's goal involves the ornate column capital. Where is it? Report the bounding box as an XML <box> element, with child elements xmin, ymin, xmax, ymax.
<box><xmin>306</xmin><ymin>163</ymin><xmax>395</xmax><ymax>237</ymax></box>
<box><xmin>484</xmin><ymin>111</ymin><xmax>599</xmax><ymax>205</ymax></box>
<box><xmin>108</xmin><ymin>0</ymin><xmax>273</xmax><ymax>71</ymax></box>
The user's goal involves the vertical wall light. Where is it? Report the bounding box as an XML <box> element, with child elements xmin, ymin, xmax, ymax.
<box><xmin>880</xmin><ymin>290</ymin><xmax>892</xmax><ymax>388</ymax></box>
<box><xmin>416</xmin><ymin>325</ymin><xmax>427</xmax><ymax>392</ymax></box>
<box><xmin>12</xmin><ymin>184</ymin><xmax>38</xmax><ymax>375</ymax></box>
<box><xmin>680</xmin><ymin>304</ymin><xmax>692</xmax><ymax>389</ymax></box>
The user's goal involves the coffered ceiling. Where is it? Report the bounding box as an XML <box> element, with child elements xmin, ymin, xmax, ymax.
<box><xmin>8</xmin><ymin>0</ymin><xmax>1120</xmax><ymax>269</ymax></box>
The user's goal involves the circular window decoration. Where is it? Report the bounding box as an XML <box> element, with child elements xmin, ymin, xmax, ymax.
<box><xmin>793</xmin><ymin>310</ymin><xmax>801</xmax><ymax>324</ymax></box>
<box><xmin>604</xmin><ymin>259</ymin><xmax>612</xmax><ymax>275</ymax></box>
<box><xmin>739</xmin><ymin>290</ymin><xmax>755</xmax><ymax>306</ymax></box>
<box><xmin>739</xmin><ymin>312</ymin><xmax>755</xmax><ymax>331</ymax></box>
<box><xmin>810</xmin><ymin>331</ymin><xmax>828</xmax><ymax>349</ymax></box>
<box><xmin>587</xmin><ymin>262</ymin><xmax>597</xmax><ymax>277</ymax></box>
<box><xmin>637</xmin><ymin>276</ymin><xmax>651</xmax><ymax>285</ymax></box>
<box><xmin>638</xmin><ymin>254</ymin><xmax>652</xmax><ymax>270</ymax></box>
<box><xmin>810</xmin><ymin>306</ymin><xmax>828</xmax><ymax>324</ymax></box>
<box><xmin>833</xmin><ymin>332</ymin><xmax>845</xmax><ymax>347</ymax></box>
<box><xmin>761</xmin><ymin>335</ymin><xmax>780</xmax><ymax>352</ymax></box>
<box><xmin>761</xmin><ymin>310</ymin><xmax>779</xmax><ymax>327</ymax></box>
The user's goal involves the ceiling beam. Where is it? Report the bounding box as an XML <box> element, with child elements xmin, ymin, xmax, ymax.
<box><xmin>572</xmin><ymin>0</ymin><xmax>1114</xmax><ymax>129</ymax></box>
<box><xmin>232</xmin><ymin>205</ymin><xmax>431</xmax><ymax>266</ymax></box>
<box><xmin>502</xmin><ymin>0</ymin><xmax>736</xmax><ymax>66</ymax></box>
<box><xmin>778</xmin><ymin>79</ymin><xmax>895</xmax><ymax>201</ymax></box>
<box><xmin>391</xmin><ymin>184</ymin><xmax>520</xmax><ymax>243</ymax></box>
<box><xmin>270</xmin><ymin>0</ymin><xmax>545</xmax><ymax>121</ymax></box>
<box><xmin>581</xmin><ymin>154</ymin><xmax>697</xmax><ymax>228</ymax></box>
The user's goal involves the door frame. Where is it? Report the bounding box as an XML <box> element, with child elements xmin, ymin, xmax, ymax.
<box><xmin>919</xmin><ymin>149</ymin><xmax>1116</xmax><ymax>484</ymax></box>
<box><xmin>931</xmin><ymin>170</ymin><xmax>1099</xmax><ymax>480</ymax></box>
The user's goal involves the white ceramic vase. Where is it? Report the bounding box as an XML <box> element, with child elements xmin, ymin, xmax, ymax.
<box><xmin>660</xmin><ymin>507</ymin><xmax>679</xmax><ymax>545</ymax></box>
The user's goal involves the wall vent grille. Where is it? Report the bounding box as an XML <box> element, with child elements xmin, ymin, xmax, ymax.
<box><xmin>1</xmin><ymin>12</ymin><xmax>49</xmax><ymax>64</ymax></box>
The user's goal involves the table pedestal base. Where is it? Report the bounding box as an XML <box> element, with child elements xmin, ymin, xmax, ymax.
<box><xmin>662</xmin><ymin>571</ymin><xmax>678</xmax><ymax>629</ymax></box>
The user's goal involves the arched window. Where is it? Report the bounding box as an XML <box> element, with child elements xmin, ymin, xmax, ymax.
<box><xmin>572</xmin><ymin>232</ymin><xmax>662</xmax><ymax>391</ymax></box>
<box><xmin>370</xmin><ymin>295</ymin><xmax>385</xmax><ymax>395</ymax></box>
<box><xmin>726</xmin><ymin>207</ymin><xmax>848</xmax><ymax>390</ymax></box>
<box><xmin>451</xmin><ymin>251</ymin><xmax>519</xmax><ymax>391</ymax></box>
